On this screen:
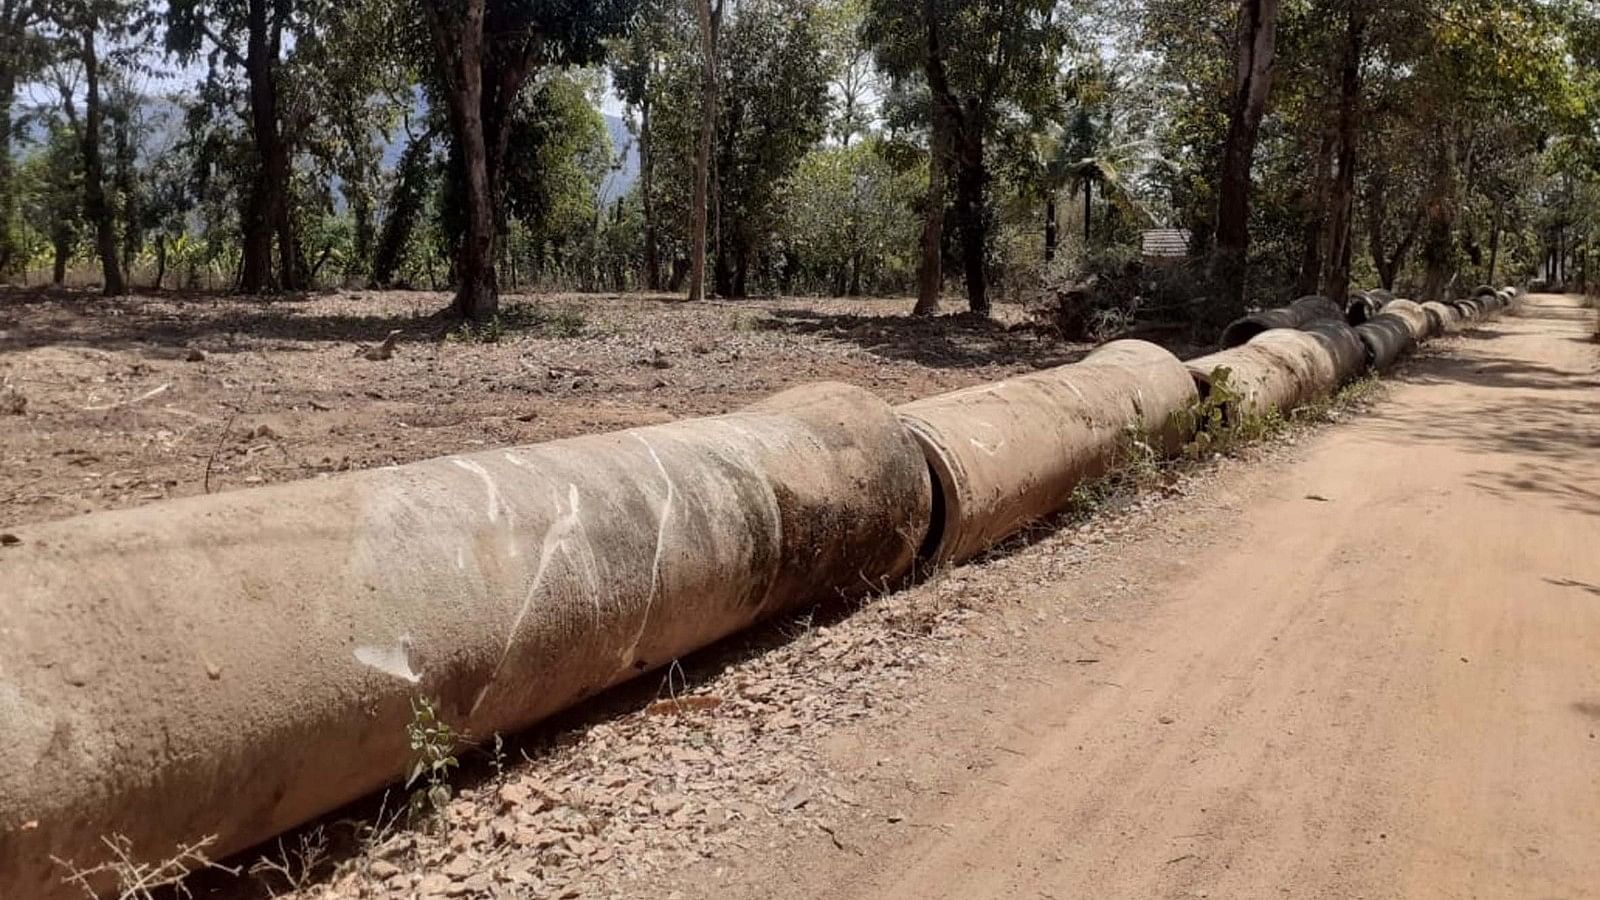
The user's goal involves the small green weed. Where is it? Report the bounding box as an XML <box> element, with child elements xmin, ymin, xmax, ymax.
<box><xmin>404</xmin><ymin>697</ymin><xmax>460</xmax><ymax>823</ymax></box>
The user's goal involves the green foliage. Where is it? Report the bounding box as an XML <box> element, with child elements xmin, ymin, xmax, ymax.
<box><xmin>1179</xmin><ymin>366</ymin><xmax>1286</xmax><ymax>459</ymax></box>
<box><xmin>404</xmin><ymin>696</ymin><xmax>459</xmax><ymax>823</ymax></box>
<box><xmin>782</xmin><ymin>138</ymin><xmax>923</xmax><ymax>294</ymax></box>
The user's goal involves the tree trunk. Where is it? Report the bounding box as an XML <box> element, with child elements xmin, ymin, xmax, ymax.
<box><xmin>913</xmin><ymin>0</ymin><xmax>952</xmax><ymax>317</ymax></box>
<box><xmin>640</xmin><ymin>93</ymin><xmax>660</xmax><ymax>291</ymax></box>
<box><xmin>154</xmin><ymin>233</ymin><xmax>167</xmax><ymax>290</ymax></box>
<box><xmin>239</xmin><ymin>0</ymin><xmax>288</xmax><ymax>293</ymax></box>
<box><xmin>79</xmin><ymin>26</ymin><xmax>125</xmax><ymax>296</ymax></box>
<box><xmin>371</xmin><ymin>132</ymin><xmax>433</xmax><ymax>286</ymax></box>
<box><xmin>351</xmin><ymin>192</ymin><xmax>373</xmax><ymax>286</ymax></box>
<box><xmin>1296</xmin><ymin>127</ymin><xmax>1334</xmax><ymax>296</ymax></box>
<box><xmin>1486</xmin><ymin>209</ymin><xmax>1501</xmax><ymax>285</ymax></box>
<box><xmin>1419</xmin><ymin>136</ymin><xmax>1457</xmax><ymax>301</ymax></box>
<box><xmin>1082</xmin><ymin>180</ymin><xmax>1091</xmax><ymax>247</ymax></box>
<box><xmin>713</xmin><ymin>238</ymin><xmax>736</xmax><ymax>297</ymax></box>
<box><xmin>423</xmin><ymin>0</ymin><xmax>503</xmax><ymax>320</ymax></box>
<box><xmin>955</xmin><ymin>121</ymin><xmax>989</xmax><ymax>316</ymax></box>
<box><xmin>52</xmin><ymin>231</ymin><xmax>69</xmax><ymax>285</ymax></box>
<box><xmin>1208</xmin><ymin>0</ymin><xmax>1280</xmax><ymax>316</ymax></box>
<box><xmin>687</xmin><ymin>0</ymin><xmax>719</xmax><ymax>302</ymax></box>
<box><xmin>0</xmin><ymin>69</ymin><xmax>17</xmax><ymax>277</ymax></box>
<box><xmin>1043</xmin><ymin>195</ymin><xmax>1057</xmax><ymax>262</ymax></box>
<box><xmin>1321</xmin><ymin>5</ymin><xmax>1366</xmax><ymax>305</ymax></box>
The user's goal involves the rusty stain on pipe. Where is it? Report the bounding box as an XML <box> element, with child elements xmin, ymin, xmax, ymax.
<box><xmin>0</xmin><ymin>383</ymin><xmax>930</xmax><ymax>898</ymax></box>
<box><xmin>896</xmin><ymin>340</ymin><xmax>1197</xmax><ymax>566</ymax></box>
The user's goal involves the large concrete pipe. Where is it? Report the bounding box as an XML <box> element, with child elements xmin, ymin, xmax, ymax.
<box><xmin>1420</xmin><ymin>300</ymin><xmax>1464</xmax><ymax>334</ymax></box>
<box><xmin>1184</xmin><ymin>346</ymin><xmax>1303</xmax><ymax>423</ymax></box>
<box><xmin>1378</xmin><ymin>298</ymin><xmax>1433</xmax><ymax>341</ymax></box>
<box><xmin>1299</xmin><ymin>319</ymin><xmax>1368</xmax><ymax>385</ymax></box>
<box><xmin>1185</xmin><ymin>327</ymin><xmax>1343</xmax><ymax>425</ymax></box>
<box><xmin>897</xmin><ymin>340</ymin><xmax>1197</xmax><ymax>566</ymax></box>
<box><xmin>0</xmin><ymin>383</ymin><xmax>931</xmax><ymax>898</ymax></box>
<box><xmin>1346</xmin><ymin>291</ymin><xmax>1385</xmax><ymax>326</ymax></box>
<box><xmin>1218</xmin><ymin>295</ymin><xmax>1345</xmax><ymax>348</ymax></box>
<box><xmin>1355</xmin><ymin>314</ymin><xmax>1416</xmax><ymax>371</ymax></box>
<box><xmin>1245</xmin><ymin>328</ymin><xmax>1344</xmax><ymax>398</ymax></box>
<box><xmin>1450</xmin><ymin>297</ymin><xmax>1485</xmax><ymax>322</ymax></box>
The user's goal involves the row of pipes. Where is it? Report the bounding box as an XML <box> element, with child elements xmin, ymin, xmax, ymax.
<box><xmin>0</xmin><ymin>284</ymin><xmax>1519</xmax><ymax>897</ymax></box>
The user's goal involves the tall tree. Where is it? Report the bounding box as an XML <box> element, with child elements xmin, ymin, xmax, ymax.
<box><xmin>52</xmin><ymin>0</ymin><xmax>134</xmax><ymax>295</ymax></box>
<box><xmin>686</xmin><ymin>0</ymin><xmax>722</xmax><ymax>302</ymax></box>
<box><xmin>1208</xmin><ymin>0</ymin><xmax>1279</xmax><ymax>314</ymax></box>
<box><xmin>418</xmin><ymin>0</ymin><xmax>637</xmax><ymax>319</ymax></box>
<box><xmin>866</xmin><ymin>0</ymin><xmax>1068</xmax><ymax>316</ymax></box>
<box><xmin>167</xmin><ymin>0</ymin><xmax>304</xmax><ymax>292</ymax></box>
<box><xmin>1318</xmin><ymin>0</ymin><xmax>1368</xmax><ymax>303</ymax></box>
<box><xmin>711</xmin><ymin>0</ymin><xmax>830</xmax><ymax>298</ymax></box>
<box><xmin>611</xmin><ymin>0</ymin><xmax>673</xmax><ymax>291</ymax></box>
<box><xmin>0</xmin><ymin>0</ymin><xmax>47</xmax><ymax>277</ymax></box>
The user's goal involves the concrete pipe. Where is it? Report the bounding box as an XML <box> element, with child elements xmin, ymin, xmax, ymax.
<box><xmin>1184</xmin><ymin>345</ymin><xmax>1308</xmax><ymax>424</ymax></box>
<box><xmin>1346</xmin><ymin>292</ymin><xmax>1385</xmax><ymax>326</ymax></box>
<box><xmin>1365</xmin><ymin>287</ymin><xmax>1395</xmax><ymax>305</ymax></box>
<box><xmin>0</xmin><ymin>383</ymin><xmax>931</xmax><ymax>899</ymax></box>
<box><xmin>1355</xmin><ymin>314</ymin><xmax>1416</xmax><ymax>371</ymax></box>
<box><xmin>1450</xmin><ymin>298</ymin><xmax>1485</xmax><ymax>322</ymax></box>
<box><xmin>1378</xmin><ymin>298</ymin><xmax>1433</xmax><ymax>341</ymax></box>
<box><xmin>1421</xmin><ymin>300</ymin><xmax>1463</xmax><ymax>334</ymax></box>
<box><xmin>1299</xmin><ymin>319</ymin><xmax>1368</xmax><ymax>386</ymax></box>
<box><xmin>1218</xmin><ymin>295</ymin><xmax>1345</xmax><ymax>348</ymax></box>
<box><xmin>1246</xmin><ymin>329</ymin><xmax>1343</xmax><ymax>400</ymax></box>
<box><xmin>897</xmin><ymin>340</ymin><xmax>1197</xmax><ymax>566</ymax></box>
<box><xmin>1472</xmin><ymin>284</ymin><xmax>1498</xmax><ymax>299</ymax></box>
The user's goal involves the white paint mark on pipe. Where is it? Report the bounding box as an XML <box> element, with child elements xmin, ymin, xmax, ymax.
<box><xmin>451</xmin><ymin>458</ymin><xmax>504</xmax><ymax>523</ymax></box>
<box><xmin>621</xmin><ymin>435</ymin><xmax>676</xmax><ymax>665</ymax></box>
<box><xmin>354</xmin><ymin>636</ymin><xmax>422</xmax><ymax>683</ymax></box>
<box><xmin>456</xmin><ymin>456</ymin><xmax>522</xmax><ymax>558</ymax></box>
<box><xmin>469</xmin><ymin>482</ymin><xmax>586</xmax><ymax>716</ymax></box>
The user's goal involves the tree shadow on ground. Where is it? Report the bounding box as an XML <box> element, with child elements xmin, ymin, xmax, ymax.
<box><xmin>1</xmin><ymin>286</ymin><xmax>454</xmax><ymax>356</ymax></box>
<box><xmin>755</xmin><ymin>308</ymin><xmax>1092</xmax><ymax>370</ymax></box>
<box><xmin>0</xmin><ymin>287</ymin><xmax>618</xmax><ymax>357</ymax></box>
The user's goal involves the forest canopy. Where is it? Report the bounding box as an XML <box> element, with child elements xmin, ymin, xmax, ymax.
<box><xmin>2</xmin><ymin>0</ymin><xmax>1598</xmax><ymax>326</ymax></box>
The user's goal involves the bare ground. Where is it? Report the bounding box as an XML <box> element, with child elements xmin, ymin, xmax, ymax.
<box><xmin>0</xmin><ymin>288</ymin><xmax>1083</xmax><ymax>529</ymax></box>
<box><xmin>12</xmin><ymin>291</ymin><xmax>1599</xmax><ymax>900</ymax></box>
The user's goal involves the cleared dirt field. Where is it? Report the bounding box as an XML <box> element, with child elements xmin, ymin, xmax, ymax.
<box><xmin>0</xmin><ymin>288</ymin><xmax>1083</xmax><ymax>529</ymax></box>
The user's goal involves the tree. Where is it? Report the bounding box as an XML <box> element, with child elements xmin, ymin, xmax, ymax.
<box><xmin>51</xmin><ymin>0</ymin><xmax>137</xmax><ymax>295</ymax></box>
<box><xmin>167</xmin><ymin>0</ymin><xmax>308</xmax><ymax>292</ymax></box>
<box><xmin>19</xmin><ymin>119</ymin><xmax>86</xmax><ymax>284</ymax></box>
<box><xmin>686</xmin><ymin>0</ymin><xmax>722</xmax><ymax>302</ymax></box>
<box><xmin>711</xmin><ymin>0</ymin><xmax>830</xmax><ymax>297</ymax></box>
<box><xmin>865</xmin><ymin>0</ymin><xmax>1068</xmax><ymax>316</ymax></box>
<box><xmin>417</xmin><ymin>0</ymin><xmax>638</xmax><ymax>319</ymax></box>
<box><xmin>1208</xmin><ymin>0</ymin><xmax>1279</xmax><ymax>315</ymax></box>
<box><xmin>611</xmin><ymin>0</ymin><xmax>675</xmax><ymax>291</ymax></box>
<box><xmin>0</xmin><ymin>0</ymin><xmax>48</xmax><ymax>277</ymax></box>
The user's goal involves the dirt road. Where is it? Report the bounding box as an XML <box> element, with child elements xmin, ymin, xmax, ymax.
<box><xmin>689</xmin><ymin>296</ymin><xmax>1600</xmax><ymax>900</ymax></box>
